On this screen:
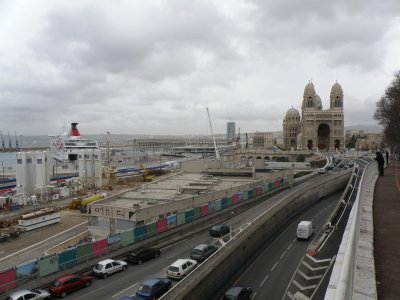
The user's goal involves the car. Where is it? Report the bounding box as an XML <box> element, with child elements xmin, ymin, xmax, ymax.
<box><xmin>6</xmin><ymin>288</ymin><xmax>51</xmax><ymax>300</ymax></box>
<box><xmin>93</xmin><ymin>258</ymin><xmax>128</xmax><ymax>278</ymax></box>
<box><xmin>223</xmin><ymin>286</ymin><xmax>253</xmax><ymax>300</ymax></box>
<box><xmin>127</xmin><ymin>247</ymin><xmax>161</xmax><ymax>265</ymax></box>
<box><xmin>190</xmin><ymin>243</ymin><xmax>218</xmax><ymax>262</ymax></box>
<box><xmin>136</xmin><ymin>277</ymin><xmax>172</xmax><ymax>300</ymax></box>
<box><xmin>48</xmin><ymin>274</ymin><xmax>92</xmax><ymax>298</ymax></box>
<box><xmin>210</xmin><ymin>224</ymin><xmax>230</xmax><ymax>237</ymax></box>
<box><xmin>166</xmin><ymin>258</ymin><xmax>197</xmax><ymax>279</ymax></box>
<box><xmin>119</xmin><ymin>296</ymin><xmax>139</xmax><ymax>300</ymax></box>
<box><xmin>318</xmin><ymin>168</ymin><xmax>326</xmax><ymax>174</ymax></box>
<box><xmin>326</xmin><ymin>164</ymin><xmax>334</xmax><ymax>170</ymax></box>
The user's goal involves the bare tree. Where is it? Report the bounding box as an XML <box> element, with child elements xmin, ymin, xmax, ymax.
<box><xmin>374</xmin><ymin>71</ymin><xmax>400</xmax><ymax>150</ymax></box>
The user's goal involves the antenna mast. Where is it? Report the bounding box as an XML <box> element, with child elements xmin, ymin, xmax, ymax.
<box><xmin>206</xmin><ymin>107</ymin><xmax>220</xmax><ymax>159</ymax></box>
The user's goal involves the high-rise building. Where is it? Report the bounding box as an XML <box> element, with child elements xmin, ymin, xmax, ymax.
<box><xmin>227</xmin><ymin>121</ymin><xmax>236</xmax><ymax>142</ymax></box>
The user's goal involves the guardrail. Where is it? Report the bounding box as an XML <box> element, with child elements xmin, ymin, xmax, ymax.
<box><xmin>324</xmin><ymin>161</ymin><xmax>377</xmax><ymax>300</ymax></box>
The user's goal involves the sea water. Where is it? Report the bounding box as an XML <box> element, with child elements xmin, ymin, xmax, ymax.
<box><xmin>0</xmin><ymin>152</ymin><xmax>16</xmax><ymax>167</ymax></box>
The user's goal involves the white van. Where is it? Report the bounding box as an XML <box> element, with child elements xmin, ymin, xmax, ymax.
<box><xmin>297</xmin><ymin>221</ymin><xmax>314</xmax><ymax>240</ymax></box>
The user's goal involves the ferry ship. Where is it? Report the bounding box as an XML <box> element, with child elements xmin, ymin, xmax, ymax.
<box><xmin>49</xmin><ymin>123</ymin><xmax>99</xmax><ymax>171</ymax></box>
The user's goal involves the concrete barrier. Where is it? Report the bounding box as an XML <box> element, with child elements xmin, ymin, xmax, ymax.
<box><xmin>324</xmin><ymin>162</ymin><xmax>377</xmax><ymax>300</ymax></box>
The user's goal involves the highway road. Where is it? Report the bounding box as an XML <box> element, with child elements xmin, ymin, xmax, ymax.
<box><xmin>229</xmin><ymin>191</ymin><xmax>341</xmax><ymax>300</ymax></box>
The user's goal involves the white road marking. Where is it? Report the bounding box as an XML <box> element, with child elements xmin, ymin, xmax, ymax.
<box><xmin>280</xmin><ymin>250</ymin><xmax>287</xmax><ymax>259</ymax></box>
<box><xmin>287</xmin><ymin>243</ymin><xmax>293</xmax><ymax>251</ymax></box>
<box><xmin>271</xmin><ymin>261</ymin><xmax>278</xmax><ymax>271</ymax></box>
<box><xmin>112</xmin><ymin>282</ymin><xmax>138</xmax><ymax>298</ymax></box>
<box><xmin>259</xmin><ymin>274</ymin><xmax>269</xmax><ymax>287</ymax></box>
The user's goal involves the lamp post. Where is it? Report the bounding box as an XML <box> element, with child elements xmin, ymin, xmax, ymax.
<box><xmin>1</xmin><ymin>161</ymin><xmax>3</xmax><ymax>179</ymax></box>
<box><xmin>230</xmin><ymin>210</ymin><xmax>235</xmax><ymax>239</ymax></box>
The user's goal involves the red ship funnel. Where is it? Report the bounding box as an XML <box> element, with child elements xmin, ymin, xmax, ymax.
<box><xmin>69</xmin><ymin>123</ymin><xmax>81</xmax><ymax>137</ymax></box>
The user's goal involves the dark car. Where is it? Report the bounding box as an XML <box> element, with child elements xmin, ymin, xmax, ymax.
<box><xmin>210</xmin><ymin>224</ymin><xmax>230</xmax><ymax>237</ymax></box>
<box><xmin>127</xmin><ymin>247</ymin><xmax>161</xmax><ymax>265</ymax></box>
<box><xmin>223</xmin><ymin>286</ymin><xmax>253</xmax><ymax>300</ymax></box>
<box><xmin>136</xmin><ymin>277</ymin><xmax>172</xmax><ymax>300</ymax></box>
<box><xmin>190</xmin><ymin>243</ymin><xmax>218</xmax><ymax>262</ymax></box>
<box><xmin>48</xmin><ymin>274</ymin><xmax>92</xmax><ymax>298</ymax></box>
<box><xmin>119</xmin><ymin>296</ymin><xmax>139</xmax><ymax>300</ymax></box>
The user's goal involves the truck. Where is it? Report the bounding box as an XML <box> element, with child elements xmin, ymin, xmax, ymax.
<box><xmin>296</xmin><ymin>220</ymin><xmax>314</xmax><ymax>240</ymax></box>
<box><xmin>163</xmin><ymin>161</ymin><xmax>180</xmax><ymax>170</ymax></box>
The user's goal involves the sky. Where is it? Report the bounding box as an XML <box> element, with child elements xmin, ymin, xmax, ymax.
<box><xmin>0</xmin><ymin>0</ymin><xmax>400</xmax><ymax>136</ymax></box>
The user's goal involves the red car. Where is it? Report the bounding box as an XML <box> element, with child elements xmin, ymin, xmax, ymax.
<box><xmin>48</xmin><ymin>274</ymin><xmax>92</xmax><ymax>297</ymax></box>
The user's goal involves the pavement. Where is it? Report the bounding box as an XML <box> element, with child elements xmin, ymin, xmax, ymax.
<box><xmin>373</xmin><ymin>160</ymin><xmax>400</xmax><ymax>300</ymax></box>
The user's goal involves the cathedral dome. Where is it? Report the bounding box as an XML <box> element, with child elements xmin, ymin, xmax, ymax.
<box><xmin>330</xmin><ymin>81</ymin><xmax>343</xmax><ymax>109</ymax></box>
<box><xmin>286</xmin><ymin>107</ymin><xmax>300</xmax><ymax>117</ymax></box>
<box><xmin>304</xmin><ymin>82</ymin><xmax>315</xmax><ymax>95</ymax></box>
<box><xmin>284</xmin><ymin>107</ymin><xmax>300</xmax><ymax>123</ymax></box>
<box><xmin>331</xmin><ymin>82</ymin><xmax>343</xmax><ymax>93</ymax></box>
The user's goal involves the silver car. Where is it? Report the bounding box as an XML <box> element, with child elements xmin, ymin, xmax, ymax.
<box><xmin>6</xmin><ymin>288</ymin><xmax>51</xmax><ymax>300</ymax></box>
<box><xmin>93</xmin><ymin>258</ymin><xmax>128</xmax><ymax>278</ymax></box>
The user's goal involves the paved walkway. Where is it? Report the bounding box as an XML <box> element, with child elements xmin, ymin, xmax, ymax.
<box><xmin>373</xmin><ymin>160</ymin><xmax>400</xmax><ymax>300</ymax></box>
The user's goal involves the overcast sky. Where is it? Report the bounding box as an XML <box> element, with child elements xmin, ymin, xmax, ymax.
<box><xmin>1</xmin><ymin>0</ymin><xmax>399</xmax><ymax>136</ymax></box>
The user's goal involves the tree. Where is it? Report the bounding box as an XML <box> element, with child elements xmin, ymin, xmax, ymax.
<box><xmin>374</xmin><ymin>71</ymin><xmax>400</xmax><ymax>150</ymax></box>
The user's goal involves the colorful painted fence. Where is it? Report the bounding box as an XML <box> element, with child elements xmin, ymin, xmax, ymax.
<box><xmin>58</xmin><ymin>248</ymin><xmax>77</xmax><ymax>270</ymax></box>
<box><xmin>200</xmin><ymin>204</ymin><xmax>209</xmax><ymax>217</ymax></box>
<box><xmin>157</xmin><ymin>219</ymin><xmax>167</xmax><ymax>234</ymax></box>
<box><xmin>0</xmin><ymin>269</ymin><xmax>17</xmax><ymax>293</ymax></box>
<box><xmin>92</xmin><ymin>239</ymin><xmax>108</xmax><ymax>257</ymax></box>
<box><xmin>167</xmin><ymin>214</ymin><xmax>177</xmax><ymax>229</ymax></box>
<box><xmin>134</xmin><ymin>226</ymin><xmax>146</xmax><ymax>242</ymax></box>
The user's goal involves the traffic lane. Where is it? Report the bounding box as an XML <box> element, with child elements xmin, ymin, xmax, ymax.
<box><xmin>64</xmin><ymin>230</ymin><xmax>212</xmax><ymax>300</ymax></box>
<box><xmin>233</xmin><ymin>192</ymin><xmax>340</xmax><ymax>300</ymax></box>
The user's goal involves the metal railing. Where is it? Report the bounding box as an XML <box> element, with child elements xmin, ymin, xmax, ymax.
<box><xmin>324</xmin><ymin>162</ymin><xmax>377</xmax><ymax>300</ymax></box>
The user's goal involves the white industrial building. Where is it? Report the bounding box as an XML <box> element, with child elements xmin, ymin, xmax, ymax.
<box><xmin>16</xmin><ymin>151</ymin><xmax>51</xmax><ymax>196</ymax></box>
<box><xmin>78</xmin><ymin>149</ymin><xmax>102</xmax><ymax>189</ymax></box>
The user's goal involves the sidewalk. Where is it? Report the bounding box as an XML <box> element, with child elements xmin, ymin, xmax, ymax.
<box><xmin>373</xmin><ymin>161</ymin><xmax>400</xmax><ymax>300</ymax></box>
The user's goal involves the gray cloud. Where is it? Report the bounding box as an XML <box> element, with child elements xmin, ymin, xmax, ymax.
<box><xmin>0</xmin><ymin>0</ymin><xmax>397</xmax><ymax>136</ymax></box>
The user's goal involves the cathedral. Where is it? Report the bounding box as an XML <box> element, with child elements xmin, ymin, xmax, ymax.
<box><xmin>282</xmin><ymin>82</ymin><xmax>344</xmax><ymax>151</ymax></box>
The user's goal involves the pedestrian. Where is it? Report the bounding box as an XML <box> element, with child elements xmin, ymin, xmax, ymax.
<box><xmin>375</xmin><ymin>151</ymin><xmax>385</xmax><ymax>176</ymax></box>
<box><xmin>386</xmin><ymin>151</ymin><xmax>389</xmax><ymax>165</ymax></box>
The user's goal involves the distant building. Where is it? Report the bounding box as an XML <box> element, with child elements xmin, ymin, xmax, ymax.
<box><xmin>227</xmin><ymin>121</ymin><xmax>236</xmax><ymax>142</ymax></box>
<box><xmin>345</xmin><ymin>130</ymin><xmax>383</xmax><ymax>151</ymax></box>
<box><xmin>253</xmin><ymin>132</ymin><xmax>274</xmax><ymax>148</ymax></box>
<box><xmin>282</xmin><ymin>82</ymin><xmax>345</xmax><ymax>151</ymax></box>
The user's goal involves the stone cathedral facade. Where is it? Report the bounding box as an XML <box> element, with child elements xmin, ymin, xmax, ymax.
<box><xmin>282</xmin><ymin>82</ymin><xmax>344</xmax><ymax>151</ymax></box>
